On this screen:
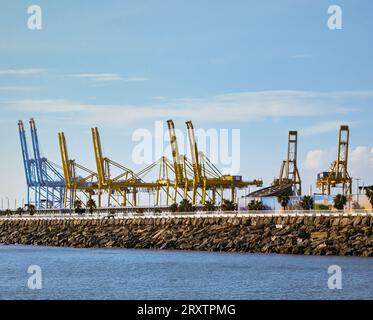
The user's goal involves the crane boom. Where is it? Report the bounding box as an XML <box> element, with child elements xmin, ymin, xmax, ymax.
<box><xmin>18</xmin><ymin>120</ymin><xmax>33</xmax><ymax>186</ymax></box>
<box><xmin>185</xmin><ymin>120</ymin><xmax>201</xmax><ymax>183</ymax></box>
<box><xmin>92</xmin><ymin>127</ymin><xmax>106</xmax><ymax>187</ymax></box>
<box><xmin>167</xmin><ymin>120</ymin><xmax>184</xmax><ymax>184</ymax></box>
<box><xmin>58</xmin><ymin>132</ymin><xmax>72</xmax><ymax>188</ymax></box>
<box><xmin>29</xmin><ymin>118</ymin><xmax>44</xmax><ymax>185</ymax></box>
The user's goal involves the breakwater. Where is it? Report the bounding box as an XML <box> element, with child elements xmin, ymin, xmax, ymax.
<box><xmin>1</xmin><ymin>214</ymin><xmax>373</xmax><ymax>256</ymax></box>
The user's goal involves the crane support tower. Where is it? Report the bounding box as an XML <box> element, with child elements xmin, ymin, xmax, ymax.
<box><xmin>247</xmin><ymin>130</ymin><xmax>301</xmax><ymax>198</ymax></box>
<box><xmin>18</xmin><ymin>119</ymin><xmax>65</xmax><ymax>208</ymax></box>
<box><xmin>316</xmin><ymin>125</ymin><xmax>352</xmax><ymax>196</ymax></box>
<box><xmin>53</xmin><ymin>120</ymin><xmax>262</xmax><ymax>208</ymax></box>
<box><xmin>273</xmin><ymin>131</ymin><xmax>302</xmax><ymax>195</ymax></box>
<box><xmin>58</xmin><ymin>131</ymin><xmax>98</xmax><ymax>208</ymax></box>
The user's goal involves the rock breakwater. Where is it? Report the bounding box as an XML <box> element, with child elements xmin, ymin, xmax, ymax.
<box><xmin>1</xmin><ymin>215</ymin><xmax>373</xmax><ymax>256</ymax></box>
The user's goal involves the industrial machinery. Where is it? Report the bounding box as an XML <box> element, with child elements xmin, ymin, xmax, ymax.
<box><xmin>58</xmin><ymin>131</ymin><xmax>98</xmax><ymax>207</ymax></box>
<box><xmin>272</xmin><ymin>131</ymin><xmax>301</xmax><ymax>195</ymax></box>
<box><xmin>316</xmin><ymin>125</ymin><xmax>352</xmax><ymax>196</ymax></box>
<box><xmin>247</xmin><ymin>130</ymin><xmax>301</xmax><ymax>197</ymax></box>
<box><xmin>18</xmin><ymin>119</ymin><xmax>65</xmax><ymax>208</ymax></box>
<box><xmin>91</xmin><ymin>127</ymin><xmax>174</xmax><ymax>207</ymax></box>
<box><xmin>55</xmin><ymin>120</ymin><xmax>262</xmax><ymax>208</ymax></box>
<box><xmin>184</xmin><ymin>120</ymin><xmax>263</xmax><ymax>205</ymax></box>
<box><xmin>92</xmin><ymin>127</ymin><xmax>139</xmax><ymax>207</ymax></box>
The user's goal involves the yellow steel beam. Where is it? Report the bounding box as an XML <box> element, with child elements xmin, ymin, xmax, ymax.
<box><xmin>167</xmin><ymin>120</ymin><xmax>184</xmax><ymax>184</ymax></box>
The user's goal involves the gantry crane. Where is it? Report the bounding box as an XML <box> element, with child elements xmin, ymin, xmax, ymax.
<box><xmin>248</xmin><ymin>130</ymin><xmax>301</xmax><ymax>198</ymax></box>
<box><xmin>185</xmin><ymin>120</ymin><xmax>263</xmax><ymax>205</ymax></box>
<box><xmin>58</xmin><ymin>131</ymin><xmax>98</xmax><ymax>208</ymax></box>
<box><xmin>18</xmin><ymin>120</ymin><xmax>38</xmax><ymax>207</ymax></box>
<box><xmin>18</xmin><ymin>119</ymin><xmax>65</xmax><ymax>208</ymax></box>
<box><xmin>54</xmin><ymin>120</ymin><xmax>262</xmax><ymax>208</ymax></box>
<box><xmin>272</xmin><ymin>131</ymin><xmax>301</xmax><ymax>195</ymax></box>
<box><xmin>91</xmin><ymin>127</ymin><xmax>147</xmax><ymax>207</ymax></box>
<box><xmin>316</xmin><ymin>125</ymin><xmax>352</xmax><ymax>196</ymax></box>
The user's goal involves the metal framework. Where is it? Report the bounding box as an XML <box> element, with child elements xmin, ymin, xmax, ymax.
<box><xmin>248</xmin><ymin>130</ymin><xmax>301</xmax><ymax>198</ymax></box>
<box><xmin>18</xmin><ymin>119</ymin><xmax>65</xmax><ymax>208</ymax></box>
<box><xmin>56</xmin><ymin>120</ymin><xmax>262</xmax><ymax>208</ymax></box>
<box><xmin>184</xmin><ymin>120</ymin><xmax>263</xmax><ymax>205</ymax></box>
<box><xmin>316</xmin><ymin>125</ymin><xmax>352</xmax><ymax>196</ymax></box>
<box><xmin>273</xmin><ymin>131</ymin><xmax>301</xmax><ymax>195</ymax></box>
<box><xmin>58</xmin><ymin>132</ymin><xmax>97</xmax><ymax>208</ymax></box>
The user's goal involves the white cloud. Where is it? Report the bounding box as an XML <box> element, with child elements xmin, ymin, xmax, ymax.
<box><xmin>123</xmin><ymin>77</ymin><xmax>150</xmax><ymax>82</ymax></box>
<box><xmin>0</xmin><ymin>86</ymin><xmax>38</xmax><ymax>91</ymax></box>
<box><xmin>64</xmin><ymin>73</ymin><xmax>150</xmax><ymax>82</ymax></box>
<box><xmin>6</xmin><ymin>89</ymin><xmax>371</xmax><ymax>126</ymax></box>
<box><xmin>11</xmin><ymin>99</ymin><xmax>93</xmax><ymax>113</ymax></box>
<box><xmin>301</xmin><ymin>121</ymin><xmax>352</xmax><ymax>136</ymax></box>
<box><xmin>291</xmin><ymin>54</ymin><xmax>312</xmax><ymax>59</ymax></box>
<box><xmin>350</xmin><ymin>146</ymin><xmax>373</xmax><ymax>182</ymax></box>
<box><xmin>0</xmin><ymin>68</ymin><xmax>47</xmax><ymax>76</ymax></box>
<box><xmin>303</xmin><ymin>150</ymin><xmax>330</xmax><ymax>171</ymax></box>
<box><xmin>303</xmin><ymin>146</ymin><xmax>373</xmax><ymax>185</ymax></box>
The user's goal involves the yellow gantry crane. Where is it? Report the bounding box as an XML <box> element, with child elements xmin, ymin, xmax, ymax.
<box><xmin>247</xmin><ymin>130</ymin><xmax>301</xmax><ymax>198</ymax></box>
<box><xmin>58</xmin><ymin>132</ymin><xmax>98</xmax><ymax>207</ymax></box>
<box><xmin>316</xmin><ymin>125</ymin><xmax>352</xmax><ymax>196</ymax></box>
<box><xmin>57</xmin><ymin>120</ymin><xmax>262</xmax><ymax>208</ymax></box>
<box><xmin>273</xmin><ymin>131</ymin><xmax>302</xmax><ymax>195</ymax></box>
<box><xmin>185</xmin><ymin>120</ymin><xmax>263</xmax><ymax>205</ymax></box>
<box><xmin>92</xmin><ymin>127</ymin><xmax>171</xmax><ymax>207</ymax></box>
<box><xmin>92</xmin><ymin>127</ymin><xmax>138</xmax><ymax>207</ymax></box>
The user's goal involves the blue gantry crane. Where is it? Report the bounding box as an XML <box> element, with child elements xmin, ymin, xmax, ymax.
<box><xmin>18</xmin><ymin>118</ymin><xmax>65</xmax><ymax>208</ymax></box>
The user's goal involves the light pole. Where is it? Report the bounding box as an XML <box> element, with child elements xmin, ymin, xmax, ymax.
<box><xmin>6</xmin><ymin>197</ymin><xmax>9</xmax><ymax>210</ymax></box>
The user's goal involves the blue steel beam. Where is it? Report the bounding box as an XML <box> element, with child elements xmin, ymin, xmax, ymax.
<box><xmin>18</xmin><ymin>118</ymin><xmax>66</xmax><ymax>208</ymax></box>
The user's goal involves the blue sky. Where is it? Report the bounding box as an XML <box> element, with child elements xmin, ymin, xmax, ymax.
<box><xmin>1</xmin><ymin>0</ymin><xmax>373</xmax><ymax>205</ymax></box>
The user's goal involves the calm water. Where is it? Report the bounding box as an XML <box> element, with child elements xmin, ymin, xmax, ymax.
<box><xmin>0</xmin><ymin>245</ymin><xmax>372</xmax><ymax>300</ymax></box>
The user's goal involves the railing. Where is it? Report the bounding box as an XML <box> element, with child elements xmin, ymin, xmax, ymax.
<box><xmin>0</xmin><ymin>209</ymin><xmax>372</xmax><ymax>220</ymax></box>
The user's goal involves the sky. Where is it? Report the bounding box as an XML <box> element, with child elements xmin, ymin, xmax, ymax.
<box><xmin>0</xmin><ymin>0</ymin><xmax>373</xmax><ymax>207</ymax></box>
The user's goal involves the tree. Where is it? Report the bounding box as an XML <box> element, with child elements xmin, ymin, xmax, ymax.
<box><xmin>74</xmin><ymin>199</ymin><xmax>84</xmax><ymax>214</ymax></box>
<box><xmin>28</xmin><ymin>205</ymin><xmax>35</xmax><ymax>216</ymax></box>
<box><xmin>16</xmin><ymin>207</ymin><xmax>24</xmax><ymax>216</ymax></box>
<box><xmin>247</xmin><ymin>200</ymin><xmax>264</xmax><ymax>211</ymax></box>
<box><xmin>277</xmin><ymin>192</ymin><xmax>291</xmax><ymax>210</ymax></box>
<box><xmin>333</xmin><ymin>194</ymin><xmax>347</xmax><ymax>210</ymax></box>
<box><xmin>366</xmin><ymin>187</ymin><xmax>373</xmax><ymax>209</ymax></box>
<box><xmin>86</xmin><ymin>199</ymin><xmax>96</xmax><ymax>215</ymax></box>
<box><xmin>202</xmin><ymin>200</ymin><xmax>215</xmax><ymax>212</ymax></box>
<box><xmin>178</xmin><ymin>199</ymin><xmax>193</xmax><ymax>212</ymax></box>
<box><xmin>169</xmin><ymin>203</ymin><xmax>178</xmax><ymax>213</ymax></box>
<box><xmin>299</xmin><ymin>196</ymin><xmax>314</xmax><ymax>210</ymax></box>
<box><xmin>221</xmin><ymin>199</ymin><xmax>236</xmax><ymax>211</ymax></box>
